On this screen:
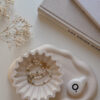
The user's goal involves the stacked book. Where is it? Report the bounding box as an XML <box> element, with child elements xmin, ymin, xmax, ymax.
<box><xmin>38</xmin><ymin>0</ymin><xmax>100</xmax><ymax>51</ymax></box>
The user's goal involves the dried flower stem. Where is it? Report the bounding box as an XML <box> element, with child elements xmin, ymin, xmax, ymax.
<box><xmin>0</xmin><ymin>0</ymin><xmax>14</xmax><ymax>18</ymax></box>
<box><xmin>0</xmin><ymin>15</ymin><xmax>32</xmax><ymax>47</ymax></box>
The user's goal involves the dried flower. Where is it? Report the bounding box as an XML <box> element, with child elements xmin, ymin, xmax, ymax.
<box><xmin>0</xmin><ymin>0</ymin><xmax>14</xmax><ymax>18</ymax></box>
<box><xmin>0</xmin><ymin>15</ymin><xmax>32</xmax><ymax>47</ymax></box>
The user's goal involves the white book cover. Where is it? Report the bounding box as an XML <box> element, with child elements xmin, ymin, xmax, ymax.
<box><xmin>73</xmin><ymin>0</ymin><xmax>100</xmax><ymax>29</ymax></box>
<box><xmin>38</xmin><ymin>0</ymin><xmax>100</xmax><ymax>51</ymax></box>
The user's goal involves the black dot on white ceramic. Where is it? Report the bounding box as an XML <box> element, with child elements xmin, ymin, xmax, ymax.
<box><xmin>72</xmin><ymin>84</ymin><xmax>79</xmax><ymax>92</ymax></box>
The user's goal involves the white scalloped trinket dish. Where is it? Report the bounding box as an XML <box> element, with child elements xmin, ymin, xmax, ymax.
<box><xmin>8</xmin><ymin>48</ymin><xmax>63</xmax><ymax>100</ymax></box>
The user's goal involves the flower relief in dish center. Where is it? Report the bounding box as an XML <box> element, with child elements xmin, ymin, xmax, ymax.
<box><xmin>12</xmin><ymin>51</ymin><xmax>63</xmax><ymax>100</ymax></box>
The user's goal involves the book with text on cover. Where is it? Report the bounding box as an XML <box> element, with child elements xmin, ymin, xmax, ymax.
<box><xmin>38</xmin><ymin>0</ymin><xmax>100</xmax><ymax>51</ymax></box>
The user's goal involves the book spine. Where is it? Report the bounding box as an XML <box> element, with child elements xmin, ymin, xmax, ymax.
<box><xmin>38</xmin><ymin>7</ymin><xmax>100</xmax><ymax>51</ymax></box>
<box><xmin>67</xmin><ymin>29</ymin><xmax>100</xmax><ymax>51</ymax></box>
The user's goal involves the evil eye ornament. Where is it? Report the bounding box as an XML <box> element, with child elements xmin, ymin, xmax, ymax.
<box><xmin>67</xmin><ymin>76</ymin><xmax>87</xmax><ymax>97</ymax></box>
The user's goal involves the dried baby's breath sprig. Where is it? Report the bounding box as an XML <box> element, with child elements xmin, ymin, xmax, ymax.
<box><xmin>0</xmin><ymin>0</ymin><xmax>14</xmax><ymax>18</ymax></box>
<box><xmin>0</xmin><ymin>15</ymin><xmax>32</xmax><ymax>47</ymax></box>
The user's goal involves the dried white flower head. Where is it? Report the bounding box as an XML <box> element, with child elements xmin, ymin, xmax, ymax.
<box><xmin>0</xmin><ymin>0</ymin><xmax>14</xmax><ymax>18</ymax></box>
<box><xmin>0</xmin><ymin>15</ymin><xmax>32</xmax><ymax>47</ymax></box>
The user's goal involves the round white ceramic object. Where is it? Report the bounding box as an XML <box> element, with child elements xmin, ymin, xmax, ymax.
<box><xmin>8</xmin><ymin>48</ymin><xmax>63</xmax><ymax>100</ymax></box>
<box><xmin>67</xmin><ymin>76</ymin><xmax>87</xmax><ymax>97</ymax></box>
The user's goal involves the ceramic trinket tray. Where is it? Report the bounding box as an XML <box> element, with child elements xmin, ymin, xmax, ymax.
<box><xmin>8</xmin><ymin>45</ymin><xmax>63</xmax><ymax>100</ymax></box>
<box><xmin>8</xmin><ymin>45</ymin><xmax>98</xmax><ymax>100</ymax></box>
